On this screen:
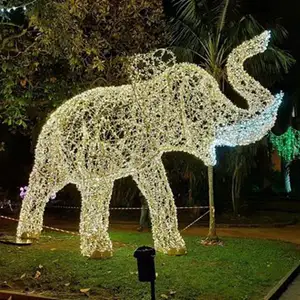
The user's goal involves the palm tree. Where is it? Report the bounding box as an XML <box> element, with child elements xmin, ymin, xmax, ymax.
<box><xmin>223</xmin><ymin>139</ymin><xmax>269</xmax><ymax>215</ymax></box>
<box><xmin>165</xmin><ymin>0</ymin><xmax>294</xmax><ymax>241</ymax></box>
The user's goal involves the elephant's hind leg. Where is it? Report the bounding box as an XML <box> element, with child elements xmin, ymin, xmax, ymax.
<box><xmin>133</xmin><ymin>159</ymin><xmax>186</xmax><ymax>255</ymax></box>
<box><xmin>78</xmin><ymin>179</ymin><xmax>113</xmax><ymax>258</ymax></box>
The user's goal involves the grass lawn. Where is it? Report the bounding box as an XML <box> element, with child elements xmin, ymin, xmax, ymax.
<box><xmin>0</xmin><ymin>230</ymin><xmax>299</xmax><ymax>300</ymax></box>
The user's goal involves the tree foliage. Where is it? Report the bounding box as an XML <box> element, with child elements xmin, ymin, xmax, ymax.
<box><xmin>164</xmin><ymin>0</ymin><xmax>295</xmax><ymax>214</ymax></box>
<box><xmin>0</xmin><ymin>0</ymin><xmax>166</xmax><ymax>134</ymax></box>
<box><xmin>166</xmin><ymin>0</ymin><xmax>294</xmax><ymax>88</ymax></box>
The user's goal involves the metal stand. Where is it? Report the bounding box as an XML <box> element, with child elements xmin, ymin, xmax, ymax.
<box><xmin>150</xmin><ymin>280</ymin><xmax>155</xmax><ymax>300</ymax></box>
<box><xmin>0</xmin><ymin>236</ymin><xmax>32</xmax><ymax>246</ymax></box>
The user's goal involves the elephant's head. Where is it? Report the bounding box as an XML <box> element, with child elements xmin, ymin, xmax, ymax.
<box><xmin>180</xmin><ymin>31</ymin><xmax>283</xmax><ymax>166</ymax></box>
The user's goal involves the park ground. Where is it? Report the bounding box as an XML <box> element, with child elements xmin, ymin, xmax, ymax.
<box><xmin>0</xmin><ymin>214</ymin><xmax>300</xmax><ymax>300</ymax></box>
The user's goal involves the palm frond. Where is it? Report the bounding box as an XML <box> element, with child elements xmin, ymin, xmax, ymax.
<box><xmin>244</xmin><ymin>46</ymin><xmax>295</xmax><ymax>87</ymax></box>
<box><xmin>270</xmin><ymin>23</ymin><xmax>289</xmax><ymax>43</ymax></box>
<box><xmin>170</xmin><ymin>0</ymin><xmax>200</xmax><ymax>25</ymax></box>
<box><xmin>166</xmin><ymin>0</ymin><xmax>294</xmax><ymax>88</ymax></box>
<box><xmin>212</xmin><ymin>0</ymin><xmax>230</xmax><ymax>35</ymax></box>
<box><xmin>170</xmin><ymin>45</ymin><xmax>210</xmax><ymax>65</ymax></box>
<box><xmin>169</xmin><ymin>17</ymin><xmax>204</xmax><ymax>48</ymax></box>
<box><xmin>168</xmin><ymin>16</ymin><xmax>212</xmax><ymax>62</ymax></box>
<box><xmin>226</xmin><ymin>14</ymin><xmax>264</xmax><ymax>47</ymax></box>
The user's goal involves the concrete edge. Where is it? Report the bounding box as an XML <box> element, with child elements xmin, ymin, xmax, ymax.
<box><xmin>0</xmin><ymin>290</ymin><xmax>58</xmax><ymax>300</ymax></box>
<box><xmin>264</xmin><ymin>262</ymin><xmax>300</xmax><ymax>300</ymax></box>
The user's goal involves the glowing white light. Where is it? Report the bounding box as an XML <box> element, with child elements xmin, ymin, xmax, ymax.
<box><xmin>0</xmin><ymin>1</ymin><xmax>34</xmax><ymax>15</ymax></box>
<box><xmin>17</xmin><ymin>31</ymin><xmax>281</xmax><ymax>258</ymax></box>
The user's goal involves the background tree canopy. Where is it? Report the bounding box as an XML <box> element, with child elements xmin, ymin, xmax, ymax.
<box><xmin>0</xmin><ymin>0</ymin><xmax>166</xmax><ymax>136</ymax></box>
<box><xmin>1</xmin><ymin>0</ymin><xmax>299</xmax><ymax>211</ymax></box>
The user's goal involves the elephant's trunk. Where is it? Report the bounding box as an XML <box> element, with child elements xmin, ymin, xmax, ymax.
<box><xmin>215</xmin><ymin>92</ymin><xmax>283</xmax><ymax>147</ymax></box>
<box><xmin>226</xmin><ymin>31</ymin><xmax>274</xmax><ymax>115</ymax></box>
<box><xmin>214</xmin><ymin>31</ymin><xmax>284</xmax><ymax>148</ymax></box>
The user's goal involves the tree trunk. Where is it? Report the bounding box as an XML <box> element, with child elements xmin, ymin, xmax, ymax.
<box><xmin>283</xmin><ymin>160</ymin><xmax>292</xmax><ymax>194</ymax></box>
<box><xmin>232</xmin><ymin>167</ymin><xmax>237</xmax><ymax>215</ymax></box>
<box><xmin>188</xmin><ymin>172</ymin><xmax>193</xmax><ymax>206</ymax></box>
<box><xmin>235</xmin><ymin>171</ymin><xmax>242</xmax><ymax>215</ymax></box>
<box><xmin>232</xmin><ymin>165</ymin><xmax>242</xmax><ymax>216</ymax></box>
<box><xmin>207</xmin><ymin>165</ymin><xmax>218</xmax><ymax>240</ymax></box>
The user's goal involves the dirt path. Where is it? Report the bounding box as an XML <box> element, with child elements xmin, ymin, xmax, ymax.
<box><xmin>183</xmin><ymin>225</ymin><xmax>300</xmax><ymax>245</ymax></box>
<box><xmin>110</xmin><ymin>223</ymin><xmax>300</xmax><ymax>245</ymax></box>
<box><xmin>2</xmin><ymin>217</ymin><xmax>300</xmax><ymax>245</ymax></box>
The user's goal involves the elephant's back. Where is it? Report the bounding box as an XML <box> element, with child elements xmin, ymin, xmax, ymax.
<box><xmin>45</xmin><ymin>84</ymin><xmax>148</xmax><ymax>176</ymax></box>
<box><xmin>51</xmin><ymin>85</ymin><xmax>132</xmax><ymax>126</ymax></box>
<box><xmin>37</xmin><ymin>84</ymin><xmax>134</xmax><ymax>156</ymax></box>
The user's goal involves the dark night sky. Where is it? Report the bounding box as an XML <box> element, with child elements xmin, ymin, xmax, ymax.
<box><xmin>258</xmin><ymin>0</ymin><xmax>300</xmax><ymax>70</ymax></box>
<box><xmin>255</xmin><ymin>0</ymin><xmax>300</xmax><ymax>130</ymax></box>
<box><xmin>263</xmin><ymin>0</ymin><xmax>300</xmax><ymax>50</ymax></box>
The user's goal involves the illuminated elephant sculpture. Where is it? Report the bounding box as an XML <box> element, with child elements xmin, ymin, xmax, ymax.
<box><xmin>17</xmin><ymin>31</ymin><xmax>282</xmax><ymax>258</ymax></box>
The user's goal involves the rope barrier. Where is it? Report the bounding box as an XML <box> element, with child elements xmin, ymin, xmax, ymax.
<box><xmin>1</xmin><ymin>205</ymin><xmax>210</xmax><ymax>237</ymax></box>
<box><xmin>0</xmin><ymin>203</ymin><xmax>209</xmax><ymax>211</ymax></box>
<box><xmin>0</xmin><ymin>215</ymin><xmax>80</xmax><ymax>236</ymax></box>
<box><xmin>46</xmin><ymin>205</ymin><xmax>209</xmax><ymax>210</ymax></box>
<box><xmin>180</xmin><ymin>210</ymin><xmax>210</xmax><ymax>232</ymax></box>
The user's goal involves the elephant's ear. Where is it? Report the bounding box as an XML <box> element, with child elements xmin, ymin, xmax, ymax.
<box><xmin>128</xmin><ymin>49</ymin><xmax>177</xmax><ymax>82</ymax></box>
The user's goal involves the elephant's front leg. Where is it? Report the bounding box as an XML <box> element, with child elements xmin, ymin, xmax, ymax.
<box><xmin>17</xmin><ymin>169</ymin><xmax>66</xmax><ymax>240</ymax></box>
<box><xmin>133</xmin><ymin>158</ymin><xmax>186</xmax><ymax>255</ymax></box>
<box><xmin>78</xmin><ymin>179</ymin><xmax>113</xmax><ymax>258</ymax></box>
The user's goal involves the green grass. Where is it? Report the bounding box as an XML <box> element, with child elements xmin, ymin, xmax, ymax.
<box><xmin>0</xmin><ymin>230</ymin><xmax>299</xmax><ymax>299</ymax></box>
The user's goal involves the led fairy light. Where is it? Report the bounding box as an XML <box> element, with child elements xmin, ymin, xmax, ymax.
<box><xmin>17</xmin><ymin>31</ymin><xmax>282</xmax><ymax>258</ymax></box>
<box><xmin>270</xmin><ymin>127</ymin><xmax>300</xmax><ymax>193</ymax></box>
<box><xmin>270</xmin><ymin>127</ymin><xmax>300</xmax><ymax>162</ymax></box>
<box><xmin>0</xmin><ymin>0</ymin><xmax>35</xmax><ymax>16</ymax></box>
